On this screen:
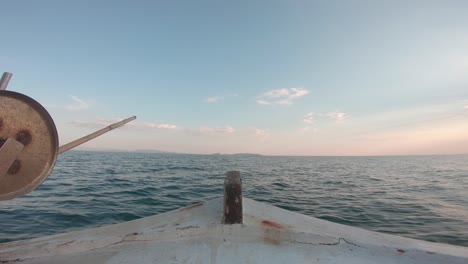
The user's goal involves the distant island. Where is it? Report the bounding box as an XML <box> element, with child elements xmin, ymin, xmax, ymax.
<box><xmin>131</xmin><ymin>149</ymin><xmax>174</xmax><ymax>154</ymax></box>
<box><xmin>72</xmin><ymin>149</ymin><xmax>263</xmax><ymax>156</ymax></box>
<box><xmin>210</xmin><ymin>153</ymin><xmax>263</xmax><ymax>157</ymax></box>
<box><xmin>72</xmin><ymin>148</ymin><xmax>174</xmax><ymax>154</ymax></box>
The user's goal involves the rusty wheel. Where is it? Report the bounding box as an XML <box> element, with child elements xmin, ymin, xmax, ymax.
<box><xmin>0</xmin><ymin>90</ymin><xmax>58</xmax><ymax>201</ymax></box>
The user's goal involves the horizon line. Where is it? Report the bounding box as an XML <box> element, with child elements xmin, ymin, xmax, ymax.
<box><xmin>70</xmin><ymin>148</ymin><xmax>468</xmax><ymax>158</ymax></box>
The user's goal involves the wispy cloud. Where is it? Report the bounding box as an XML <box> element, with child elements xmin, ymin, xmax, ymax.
<box><xmin>71</xmin><ymin>117</ymin><xmax>177</xmax><ymax>130</ymax></box>
<box><xmin>46</xmin><ymin>95</ymin><xmax>91</xmax><ymax>111</ymax></box>
<box><xmin>302</xmin><ymin>113</ymin><xmax>321</xmax><ymax>134</ymax></box>
<box><xmin>257</xmin><ymin>87</ymin><xmax>309</xmax><ymax>105</ymax></box>
<box><xmin>325</xmin><ymin>111</ymin><xmax>347</xmax><ymax>122</ymax></box>
<box><xmin>70</xmin><ymin>118</ymin><xmax>114</xmax><ymax>129</ymax></box>
<box><xmin>203</xmin><ymin>96</ymin><xmax>224</xmax><ymax>103</ymax></box>
<box><xmin>303</xmin><ymin>111</ymin><xmax>347</xmax><ymax>125</ymax></box>
<box><xmin>70</xmin><ymin>117</ymin><xmax>240</xmax><ymax>137</ymax></box>
<box><xmin>203</xmin><ymin>94</ymin><xmax>238</xmax><ymax>103</ymax></box>
<box><xmin>65</xmin><ymin>95</ymin><xmax>90</xmax><ymax>111</ymax></box>
<box><xmin>142</xmin><ymin>123</ymin><xmax>177</xmax><ymax>129</ymax></box>
<box><xmin>253</xmin><ymin>128</ymin><xmax>269</xmax><ymax>141</ymax></box>
<box><xmin>303</xmin><ymin>112</ymin><xmax>318</xmax><ymax>124</ymax></box>
<box><xmin>198</xmin><ymin>126</ymin><xmax>235</xmax><ymax>134</ymax></box>
<box><xmin>256</xmin><ymin>100</ymin><xmax>271</xmax><ymax>105</ymax></box>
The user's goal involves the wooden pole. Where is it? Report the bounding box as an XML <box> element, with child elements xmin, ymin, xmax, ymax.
<box><xmin>0</xmin><ymin>72</ymin><xmax>13</xmax><ymax>90</ymax></box>
<box><xmin>223</xmin><ymin>171</ymin><xmax>243</xmax><ymax>224</ymax></box>
<box><xmin>58</xmin><ymin>116</ymin><xmax>136</xmax><ymax>154</ymax></box>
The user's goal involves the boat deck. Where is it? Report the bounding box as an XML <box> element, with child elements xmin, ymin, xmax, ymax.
<box><xmin>1</xmin><ymin>197</ymin><xmax>467</xmax><ymax>263</ymax></box>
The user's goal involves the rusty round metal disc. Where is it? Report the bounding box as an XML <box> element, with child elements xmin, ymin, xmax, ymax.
<box><xmin>0</xmin><ymin>90</ymin><xmax>58</xmax><ymax>201</ymax></box>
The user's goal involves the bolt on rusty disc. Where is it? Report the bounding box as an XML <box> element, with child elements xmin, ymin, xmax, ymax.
<box><xmin>16</xmin><ymin>130</ymin><xmax>32</xmax><ymax>146</ymax></box>
<box><xmin>8</xmin><ymin>160</ymin><xmax>21</xmax><ymax>175</ymax></box>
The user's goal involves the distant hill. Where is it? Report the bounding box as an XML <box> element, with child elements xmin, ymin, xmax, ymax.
<box><xmin>74</xmin><ymin>148</ymin><xmax>262</xmax><ymax>156</ymax></box>
<box><xmin>132</xmin><ymin>149</ymin><xmax>175</xmax><ymax>154</ymax></box>
<box><xmin>210</xmin><ymin>153</ymin><xmax>263</xmax><ymax>157</ymax></box>
<box><xmin>74</xmin><ymin>148</ymin><xmax>176</xmax><ymax>154</ymax></box>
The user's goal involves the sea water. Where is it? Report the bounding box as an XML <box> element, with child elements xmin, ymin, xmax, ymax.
<box><xmin>0</xmin><ymin>151</ymin><xmax>467</xmax><ymax>247</ymax></box>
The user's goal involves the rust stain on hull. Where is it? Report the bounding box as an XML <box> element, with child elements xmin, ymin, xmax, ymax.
<box><xmin>261</xmin><ymin>219</ymin><xmax>288</xmax><ymax>245</ymax></box>
<box><xmin>179</xmin><ymin>203</ymin><xmax>203</xmax><ymax>211</ymax></box>
<box><xmin>262</xmin><ymin>220</ymin><xmax>287</xmax><ymax>229</ymax></box>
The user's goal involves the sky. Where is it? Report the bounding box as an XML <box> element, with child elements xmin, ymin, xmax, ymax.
<box><xmin>1</xmin><ymin>0</ymin><xmax>468</xmax><ymax>156</ymax></box>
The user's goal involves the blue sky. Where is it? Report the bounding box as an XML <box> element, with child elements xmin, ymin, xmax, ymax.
<box><xmin>1</xmin><ymin>0</ymin><xmax>468</xmax><ymax>155</ymax></box>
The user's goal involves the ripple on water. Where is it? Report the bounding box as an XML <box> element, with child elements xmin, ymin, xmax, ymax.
<box><xmin>0</xmin><ymin>152</ymin><xmax>467</xmax><ymax>247</ymax></box>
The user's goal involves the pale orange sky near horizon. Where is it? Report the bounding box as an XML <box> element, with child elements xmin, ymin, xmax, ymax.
<box><xmin>65</xmin><ymin>101</ymin><xmax>468</xmax><ymax>156</ymax></box>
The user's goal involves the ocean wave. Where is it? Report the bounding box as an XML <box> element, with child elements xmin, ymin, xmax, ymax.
<box><xmin>0</xmin><ymin>152</ymin><xmax>467</xmax><ymax>247</ymax></box>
